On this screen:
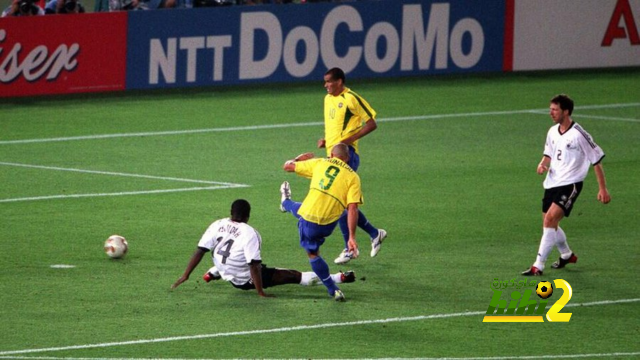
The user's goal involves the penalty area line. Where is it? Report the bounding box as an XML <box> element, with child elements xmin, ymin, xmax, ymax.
<box><xmin>0</xmin><ymin>298</ymin><xmax>638</xmax><ymax>356</ymax></box>
<box><xmin>0</xmin><ymin>185</ymin><xmax>249</xmax><ymax>204</ymax></box>
<box><xmin>0</xmin><ymin>162</ymin><xmax>240</xmax><ymax>186</ymax></box>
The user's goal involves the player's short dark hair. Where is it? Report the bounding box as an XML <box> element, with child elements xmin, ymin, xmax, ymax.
<box><xmin>230</xmin><ymin>199</ymin><xmax>251</xmax><ymax>222</ymax></box>
<box><xmin>551</xmin><ymin>94</ymin><xmax>574</xmax><ymax>115</ymax></box>
<box><xmin>325</xmin><ymin>67</ymin><xmax>345</xmax><ymax>83</ymax></box>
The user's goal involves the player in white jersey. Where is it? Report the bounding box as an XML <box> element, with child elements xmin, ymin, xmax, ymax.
<box><xmin>522</xmin><ymin>94</ymin><xmax>611</xmax><ymax>276</ymax></box>
<box><xmin>172</xmin><ymin>199</ymin><xmax>355</xmax><ymax>297</ymax></box>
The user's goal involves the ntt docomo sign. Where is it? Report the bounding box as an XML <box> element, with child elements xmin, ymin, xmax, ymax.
<box><xmin>237</xmin><ymin>5</ymin><xmax>485</xmax><ymax>79</ymax></box>
<box><xmin>4</xmin><ymin>0</ymin><xmax>636</xmax><ymax>97</ymax></box>
<box><xmin>126</xmin><ymin>1</ymin><xmax>505</xmax><ymax>89</ymax></box>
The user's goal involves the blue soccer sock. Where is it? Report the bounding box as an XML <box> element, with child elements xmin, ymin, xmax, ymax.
<box><xmin>339</xmin><ymin>209</ymin><xmax>379</xmax><ymax>248</ymax></box>
<box><xmin>309</xmin><ymin>256</ymin><xmax>339</xmax><ymax>295</ymax></box>
<box><xmin>282</xmin><ymin>199</ymin><xmax>302</xmax><ymax>219</ymax></box>
<box><xmin>338</xmin><ymin>213</ymin><xmax>349</xmax><ymax>249</ymax></box>
<box><xmin>357</xmin><ymin>210</ymin><xmax>378</xmax><ymax>239</ymax></box>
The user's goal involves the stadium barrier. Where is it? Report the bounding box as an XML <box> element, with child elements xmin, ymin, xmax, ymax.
<box><xmin>1</xmin><ymin>0</ymin><xmax>638</xmax><ymax>97</ymax></box>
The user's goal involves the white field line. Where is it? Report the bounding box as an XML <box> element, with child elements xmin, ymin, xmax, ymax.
<box><xmin>0</xmin><ymin>298</ymin><xmax>637</xmax><ymax>356</ymax></box>
<box><xmin>0</xmin><ymin>186</ymin><xmax>247</xmax><ymax>204</ymax></box>
<box><xmin>0</xmin><ymin>162</ymin><xmax>250</xmax><ymax>203</ymax></box>
<box><xmin>527</xmin><ymin>109</ymin><xmax>640</xmax><ymax>123</ymax></box>
<box><xmin>1</xmin><ymin>103</ymin><xmax>638</xmax><ymax>145</ymax></box>
<box><xmin>2</xmin><ymin>354</ymin><xmax>640</xmax><ymax>360</ymax></box>
<box><xmin>0</xmin><ymin>162</ymin><xmax>242</xmax><ymax>186</ymax></box>
<box><xmin>572</xmin><ymin>114</ymin><xmax>640</xmax><ymax>123</ymax></box>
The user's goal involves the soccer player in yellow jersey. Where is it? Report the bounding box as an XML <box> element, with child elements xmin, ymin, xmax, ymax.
<box><xmin>318</xmin><ymin>67</ymin><xmax>387</xmax><ymax>265</ymax></box>
<box><xmin>280</xmin><ymin>143</ymin><xmax>361</xmax><ymax>302</ymax></box>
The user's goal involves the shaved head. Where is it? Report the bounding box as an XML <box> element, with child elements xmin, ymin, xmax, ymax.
<box><xmin>331</xmin><ymin>143</ymin><xmax>350</xmax><ymax>162</ymax></box>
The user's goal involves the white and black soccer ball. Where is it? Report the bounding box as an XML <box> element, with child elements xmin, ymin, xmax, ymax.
<box><xmin>104</xmin><ymin>235</ymin><xmax>128</xmax><ymax>259</ymax></box>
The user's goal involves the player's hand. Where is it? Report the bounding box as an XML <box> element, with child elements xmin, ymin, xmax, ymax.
<box><xmin>171</xmin><ymin>276</ymin><xmax>188</xmax><ymax>290</ymax></box>
<box><xmin>258</xmin><ymin>292</ymin><xmax>276</xmax><ymax>298</ymax></box>
<box><xmin>597</xmin><ymin>189</ymin><xmax>611</xmax><ymax>204</ymax></box>
<box><xmin>537</xmin><ymin>163</ymin><xmax>548</xmax><ymax>175</ymax></box>
<box><xmin>317</xmin><ymin>138</ymin><xmax>326</xmax><ymax>148</ymax></box>
<box><xmin>347</xmin><ymin>238</ymin><xmax>359</xmax><ymax>259</ymax></box>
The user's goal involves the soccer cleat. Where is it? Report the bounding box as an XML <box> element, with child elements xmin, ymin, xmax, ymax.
<box><xmin>333</xmin><ymin>289</ymin><xmax>346</xmax><ymax>302</ymax></box>
<box><xmin>334</xmin><ymin>249</ymin><xmax>355</xmax><ymax>265</ymax></box>
<box><xmin>340</xmin><ymin>270</ymin><xmax>356</xmax><ymax>283</ymax></box>
<box><xmin>203</xmin><ymin>267</ymin><xmax>221</xmax><ymax>282</ymax></box>
<box><xmin>370</xmin><ymin>229</ymin><xmax>387</xmax><ymax>257</ymax></box>
<box><xmin>279</xmin><ymin>181</ymin><xmax>291</xmax><ymax>212</ymax></box>
<box><xmin>521</xmin><ymin>266</ymin><xmax>543</xmax><ymax>276</ymax></box>
<box><xmin>552</xmin><ymin>253</ymin><xmax>578</xmax><ymax>269</ymax></box>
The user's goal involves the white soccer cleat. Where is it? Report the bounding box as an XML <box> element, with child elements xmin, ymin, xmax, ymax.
<box><xmin>280</xmin><ymin>181</ymin><xmax>291</xmax><ymax>212</ymax></box>
<box><xmin>203</xmin><ymin>266</ymin><xmax>221</xmax><ymax>282</ymax></box>
<box><xmin>334</xmin><ymin>248</ymin><xmax>356</xmax><ymax>264</ymax></box>
<box><xmin>370</xmin><ymin>229</ymin><xmax>387</xmax><ymax>257</ymax></box>
<box><xmin>333</xmin><ymin>289</ymin><xmax>346</xmax><ymax>302</ymax></box>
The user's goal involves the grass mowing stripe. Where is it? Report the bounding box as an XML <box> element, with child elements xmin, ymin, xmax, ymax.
<box><xmin>0</xmin><ymin>298</ymin><xmax>637</xmax><ymax>356</ymax></box>
<box><xmin>1</xmin><ymin>103</ymin><xmax>637</xmax><ymax>145</ymax></box>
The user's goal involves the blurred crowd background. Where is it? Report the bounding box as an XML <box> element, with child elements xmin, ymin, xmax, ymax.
<box><xmin>2</xmin><ymin>0</ymin><xmax>364</xmax><ymax>16</ymax></box>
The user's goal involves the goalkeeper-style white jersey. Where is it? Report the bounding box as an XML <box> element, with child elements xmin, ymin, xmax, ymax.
<box><xmin>197</xmin><ymin>218</ymin><xmax>262</xmax><ymax>286</ymax></box>
<box><xmin>543</xmin><ymin>122</ymin><xmax>605</xmax><ymax>189</ymax></box>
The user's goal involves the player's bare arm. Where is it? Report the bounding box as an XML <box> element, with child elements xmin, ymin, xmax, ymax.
<box><xmin>249</xmin><ymin>261</ymin><xmax>274</xmax><ymax>298</ymax></box>
<box><xmin>171</xmin><ymin>247</ymin><xmax>206</xmax><ymax>289</ymax></box>
<box><xmin>537</xmin><ymin>156</ymin><xmax>551</xmax><ymax>175</ymax></box>
<box><xmin>317</xmin><ymin>138</ymin><xmax>326</xmax><ymax>148</ymax></box>
<box><xmin>342</xmin><ymin>118</ymin><xmax>377</xmax><ymax>145</ymax></box>
<box><xmin>294</xmin><ymin>152</ymin><xmax>315</xmax><ymax>162</ymax></box>
<box><xmin>284</xmin><ymin>152</ymin><xmax>315</xmax><ymax>172</ymax></box>
<box><xmin>346</xmin><ymin>203</ymin><xmax>359</xmax><ymax>258</ymax></box>
<box><xmin>593</xmin><ymin>163</ymin><xmax>611</xmax><ymax>204</ymax></box>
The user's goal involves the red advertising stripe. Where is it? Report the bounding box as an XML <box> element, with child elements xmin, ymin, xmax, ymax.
<box><xmin>502</xmin><ymin>0</ymin><xmax>514</xmax><ymax>72</ymax></box>
<box><xmin>0</xmin><ymin>12</ymin><xmax>128</xmax><ymax>98</ymax></box>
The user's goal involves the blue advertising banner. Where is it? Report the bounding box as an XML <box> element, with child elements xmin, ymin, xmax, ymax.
<box><xmin>126</xmin><ymin>0</ymin><xmax>505</xmax><ymax>90</ymax></box>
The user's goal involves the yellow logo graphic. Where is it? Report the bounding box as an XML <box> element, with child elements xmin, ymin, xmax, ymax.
<box><xmin>483</xmin><ymin>279</ymin><xmax>573</xmax><ymax>323</ymax></box>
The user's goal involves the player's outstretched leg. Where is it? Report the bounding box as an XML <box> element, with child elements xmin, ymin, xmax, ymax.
<box><xmin>270</xmin><ymin>269</ymin><xmax>355</xmax><ymax>286</ymax></box>
<box><xmin>280</xmin><ymin>181</ymin><xmax>302</xmax><ymax>218</ymax></box>
<box><xmin>309</xmin><ymin>256</ymin><xmax>344</xmax><ymax>301</ymax></box>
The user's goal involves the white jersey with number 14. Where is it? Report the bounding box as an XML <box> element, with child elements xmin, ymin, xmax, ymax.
<box><xmin>197</xmin><ymin>218</ymin><xmax>262</xmax><ymax>286</ymax></box>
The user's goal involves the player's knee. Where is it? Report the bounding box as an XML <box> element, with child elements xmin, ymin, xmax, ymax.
<box><xmin>543</xmin><ymin>213</ymin><xmax>561</xmax><ymax>228</ymax></box>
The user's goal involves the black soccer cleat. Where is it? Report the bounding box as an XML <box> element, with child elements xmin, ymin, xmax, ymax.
<box><xmin>522</xmin><ymin>266</ymin><xmax>543</xmax><ymax>276</ymax></box>
<box><xmin>341</xmin><ymin>270</ymin><xmax>356</xmax><ymax>283</ymax></box>
<box><xmin>551</xmin><ymin>253</ymin><xmax>578</xmax><ymax>269</ymax></box>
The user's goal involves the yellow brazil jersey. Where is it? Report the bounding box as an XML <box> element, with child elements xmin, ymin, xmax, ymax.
<box><xmin>323</xmin><ymin>87</ymin><xmax>377</xmax><ymax>157</ymax></box>
<box><xmin>295</xmin><ymin>157</ymin><xmax>363</xmax><ymax>225</ymax></box>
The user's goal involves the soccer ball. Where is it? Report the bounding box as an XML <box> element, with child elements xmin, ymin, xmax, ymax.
<box><xmin>104</xmin><ymin>235</ymin><xmax>128</xmax><ymax>259</ymax></box>
<box><xmin>536</xmin><ymin>281</ymin><xmax>554</xmax><ymax>299</ymax></box>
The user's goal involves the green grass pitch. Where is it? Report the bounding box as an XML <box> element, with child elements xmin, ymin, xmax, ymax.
<box><xmin>1</xmin><ymin>68</ymin><xmax>639</xmax><ymax>359</ymax></box>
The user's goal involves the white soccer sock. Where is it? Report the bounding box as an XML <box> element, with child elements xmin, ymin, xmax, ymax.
<box><xmin>331</xmin><ymin>273</ymin><xmax>343</xmax><ymax>284</ymax></box>
<box><xmin>533</xmin><ymin>227</ymin><xmax>557</xmax><ymax>271</ymax></box>
<box><xmin>555</xmin><ymin>227</ymin><xmax>573</xmax><ymax>259</ymax></box>
<box><xmin>299</xmin><ymin>272</ymin><xmax>320</xmax><ymax>286</ymax></box>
